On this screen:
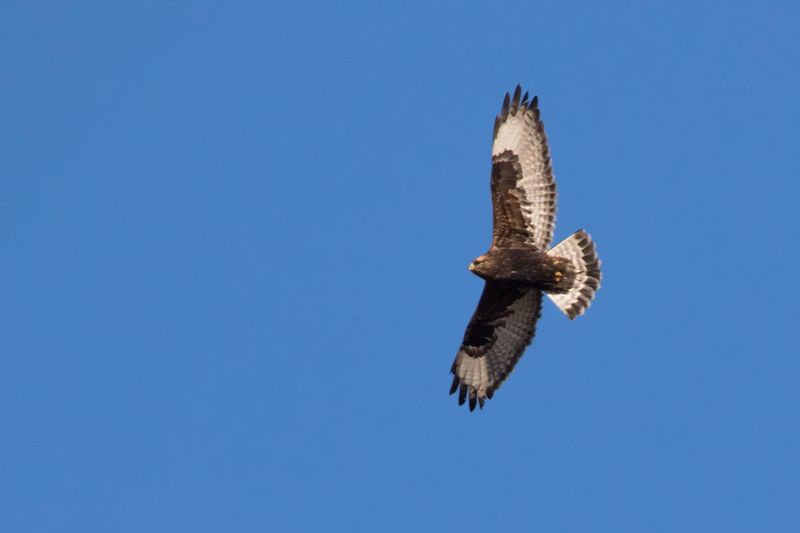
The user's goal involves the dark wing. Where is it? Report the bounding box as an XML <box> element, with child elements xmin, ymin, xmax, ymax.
<box><xmin>491</xmin><ymin>85</ymin><xmax>557</xmax><ymax>250</ymax></box>
<box><xmin>449</xmin><ymin>282</ymin><xmax>543</xmax><ymax>410</ymax></box>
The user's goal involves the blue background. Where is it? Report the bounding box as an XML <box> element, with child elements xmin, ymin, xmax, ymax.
<box><xmin>3</xmin><ymin>1</ymin><xmax>799</xmax><ymax>531</ymax></box>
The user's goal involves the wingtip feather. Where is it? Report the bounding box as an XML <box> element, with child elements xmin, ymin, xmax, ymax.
<box><xmin>511</xmin><ymin>85</ymin><xmax>522</xmax><ymax>114</ymax></box>
<box><xmin>502</xmin><ymin>92</ymin><xmax>510</xmax><ymax>116</ymax></box>
<box><xmin>449</xmin><ymin>374</ymin><xmax>459</xmax><ymax>395</ymax></box>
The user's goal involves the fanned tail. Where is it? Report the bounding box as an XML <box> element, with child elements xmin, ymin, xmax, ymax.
<box><xmin>546</xmin><ymin>230</ymin><xmax>601</xmax><ymax>319</ymax></box>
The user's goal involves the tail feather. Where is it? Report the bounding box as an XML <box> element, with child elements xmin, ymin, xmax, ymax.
<box><xmin>546</xmin><ymin>230</ymin><xmax>601</xmax><ymax>319</ymax></box>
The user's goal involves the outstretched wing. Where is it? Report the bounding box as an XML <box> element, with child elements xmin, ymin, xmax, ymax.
<box><xmin>491</xmin><ymin>85</ymin><xmax>557</xmax><ymax>250</ymax></box>
<box><xmin>449</xmin><ymin>282</ymin><xmax>543</xmax><ymax>410</ymax></box>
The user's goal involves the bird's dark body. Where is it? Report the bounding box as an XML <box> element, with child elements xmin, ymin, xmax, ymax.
<box><xmin>471</xmin><ymin>248</ymin><xmax>574</xmax><ymax>293</ymax></box>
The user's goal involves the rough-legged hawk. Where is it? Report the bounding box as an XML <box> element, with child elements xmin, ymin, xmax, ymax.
<box><xmin>450</xmin><ymin>86</ymin><xmax>602</xmax><ymax>411</ymax></box>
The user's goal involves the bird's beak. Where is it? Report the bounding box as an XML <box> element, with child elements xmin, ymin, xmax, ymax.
<box><xmin>468</xmin><ymin>262</ymin><xmax>475</xmax><ymax>271</ymax></box>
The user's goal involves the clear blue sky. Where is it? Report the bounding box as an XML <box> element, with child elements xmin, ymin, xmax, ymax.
<box><xmin>2</xmin><ymin>2</ymin><xmax>799</xmax><ymax>531</ymax></box>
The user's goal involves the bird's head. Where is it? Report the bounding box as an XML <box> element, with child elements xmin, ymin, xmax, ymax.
<box><xmin>468</xmin><ymin>254</ymin><xmax>489</xmax><ymax>276</ymax></box>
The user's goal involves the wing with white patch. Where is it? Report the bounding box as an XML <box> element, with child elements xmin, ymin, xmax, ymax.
<box><xmin>491</xmin><ymin>85</ymin><xmax>557</xmax><ymax>250</ymax></box>
<box><xmin>449</xmin><ymin>282</ymin><xmax>542</xmax><ymax>411</ymax></box>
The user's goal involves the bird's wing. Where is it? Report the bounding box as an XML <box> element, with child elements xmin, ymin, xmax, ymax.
<box><xmin>491</xmin><ymin>85</ymin><xmax>557</xmax><ymax>250</ymax></box>
<box><xmin>450</xmin><ymin>282</ymin><xmax>543</xmax><ymax>410</ymax></box>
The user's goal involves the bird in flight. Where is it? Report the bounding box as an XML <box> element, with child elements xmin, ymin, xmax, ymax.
<box><xmin>450</xmin><ymin>85</ymin><xmax>602</xmax><ymax>411</ymax></box>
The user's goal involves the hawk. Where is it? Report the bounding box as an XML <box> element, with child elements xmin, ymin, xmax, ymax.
<box><xmin>449</xmin><ymin>86</ymin><xmax>602</xmax><ymax>411</ymax></box>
